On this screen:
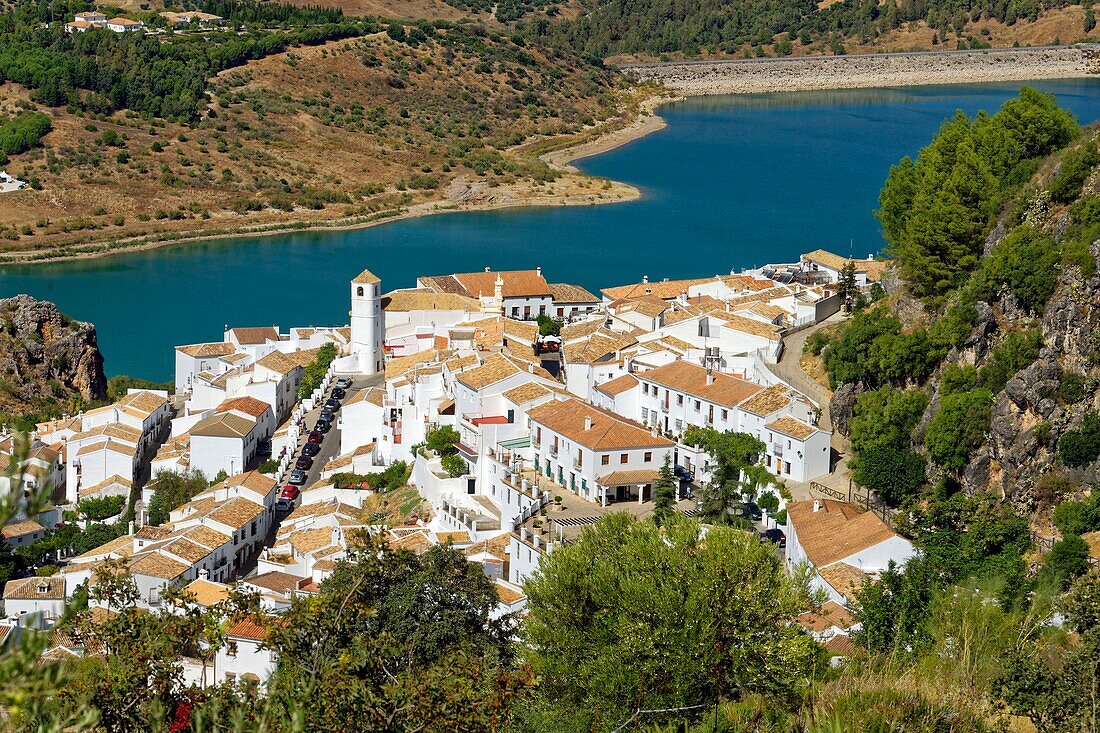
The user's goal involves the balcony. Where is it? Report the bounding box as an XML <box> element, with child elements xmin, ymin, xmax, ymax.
<box><xmin>773</xmin><ymin>444</ymin><xmax>784</xmax><ymax>458</ymax></box>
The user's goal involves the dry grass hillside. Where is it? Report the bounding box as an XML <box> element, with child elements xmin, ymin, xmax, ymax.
<box><xmin>0</xmin><ymin>27</ymin><xmax>646</xmax><ymax>263</ymax></box>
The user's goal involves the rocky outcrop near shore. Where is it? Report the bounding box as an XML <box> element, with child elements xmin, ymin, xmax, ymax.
<box><xmin>622</xmin><ymin>46</ymin><xmax>1099</xmax><ymax>95</ymax></box>
<box><xmin>0</xmin><ymin>295</ymin><xmax>107</xmax><ymax>415</ymax></box>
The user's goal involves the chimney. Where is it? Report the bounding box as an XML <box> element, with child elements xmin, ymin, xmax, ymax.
<box><xmin>813</xmin><ymin>500</ymin><xmax>821</xmax><ymax>513</ymax></box>
<box><xmin>706</xmin><ymin>372</ymin><xmax>714</xmax><ymax>385</ymax></box>
<box><xmin>199</xmin><ymin>567</ymin><xmax>209</xmax><ymax>580</ymax></box>
<box><xmin>128</xmin><ymin>520</ymin><xmax>135</xmax><ymax>535</ymax></box>
<box><xmin>642</xmin><ymin>275</ymin><xmax>649</xmax><ymax>284</ymax></box>
<box><xmin>867</xmin><ymin>253</ymin><xmax>874</xmax><ymax>261</ymax></box>
<box><xmin>485</xmin><ymin>266</ymin><xmax>491</xmax><ymax>272</ymax></box>
<box><xmin>584</xmin><ymin>415</ymin><xmax>592</xmax><ymax>431</ymax></box>
<box><xmin>536</xmin><ymin>266</ymin><xmax>542</xmax><ymax>277</ymax></box>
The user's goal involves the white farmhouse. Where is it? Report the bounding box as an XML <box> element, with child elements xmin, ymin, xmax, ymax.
<box><xmin>2</xmin><ymin>576</ymin><xmax>66</xmax><ymax>629</ymax></box>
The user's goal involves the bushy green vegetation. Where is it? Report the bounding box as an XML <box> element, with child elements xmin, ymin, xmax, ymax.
<box><xmin>974</xmin><ymin>226</ymin><xmax>1060</xmax><ymax>313</ymax></box>
<box><xmin>145</xmin><ymin>470</ymin><xmax>208</xmax><ymax>526</ymax></box>
<box><xmin>332</xmin><ymin>460</ymin><xmax>409</xmax><ymax>490</ymax></box>
<box><xmin>682</xmin><ymin>426</ymin><xmax>770</xmax><ymax>524</ymax></box>
<box><xmin>1057</xmin><ymin>411</ymin><xmax>1100</xmax><ymax>468</ymax></box>
<box><xmin>296</xmin><ymin>342</ymin><xmax>337</xmax><ymax>400</ymax></box>
<box><xmin>925</xmin><ymin>388</ymin><xmax>992</xmax><ymax>473</ymax></box>
<box><xmin>848</xmin><ymin>388</ymin><xmax>927</xmax><ymax>505</ymax></box>
<box><xmin>106</xmin><ymin>374</ymin><xmax>172</xmax><ymax>401</ymax></box>
<box><xmin>0</xmin><ymin>110</ymin><xmax>51</xmax><ymax>163</ymax></box>
<box><xmin>878</xmin><ymin>89</ymin><xmax>1078</xmax><ymax>300</ymax></box>
<box><xmin>76</xmin><ymin>494</ymin><xmax>126</xmax><ymax>521</ymax></box>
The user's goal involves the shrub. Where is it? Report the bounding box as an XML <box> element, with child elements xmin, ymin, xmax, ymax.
<box><xmin>976</xmin><ymin>226</ymin><xmax>1060</xmax><ymax>313</ymax></box>
<box><xmin>441</xmin><ymin>453</ymin><xmax>467</xmax><ymax>477</ymax></box>
<box><xmin>0</xmin><ymin>112</ymin><xmax>52</xmax><ymax>155</ymax></box>
<box><xmin>925</xmin><ymin>389</ymin><xmax>992</xmax><ymax>472</ymax></box>
<box><xmin>1058</xmin><ymin>412</ymin><xmax>1100</xmax><ymax>468</ymax></box>
<box><xmin>1049</xmin><ymin>141</ymin><xmax>1099</xmax><ymax>203</ymax></box>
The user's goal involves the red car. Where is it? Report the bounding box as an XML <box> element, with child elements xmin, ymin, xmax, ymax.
<box><xmin>276</xmin><ymin>485</ymin><xmax>300</xmax><ymax>511</ymax></box>
<box><xmin>295</xmin><ymin>455</ymin><xmax>313</xmax><ymax>470</ymax></box>
<box><xmin>307</xmin><ymin>430</ymin><xmax>323</xmax><ymax>444</ymax></box>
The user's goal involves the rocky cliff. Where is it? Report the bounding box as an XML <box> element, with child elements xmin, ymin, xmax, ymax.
<box><xmin>0</xmin><ymin>295</ymin><xmax>107</xmax><ymax>418</ymax></box>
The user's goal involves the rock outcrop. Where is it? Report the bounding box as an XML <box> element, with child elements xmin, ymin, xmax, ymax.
<box><xmin>0</xmin><ymin>295</ymin><xmax>107</xmax><ymax>416</ymax></box>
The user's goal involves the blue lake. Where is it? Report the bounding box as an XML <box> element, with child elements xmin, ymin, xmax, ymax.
<box><xmin>3</xmin><ymin>78</ymin><xmax>1100</xmax><ymax>380</ymax></box>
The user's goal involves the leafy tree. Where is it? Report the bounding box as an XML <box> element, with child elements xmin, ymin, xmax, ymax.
<box><xmin>683</xmin><ymin>426</ymin><xmax>766</xmax><ymax>524</ymax></box>
<box><xmin>257</xmin><ymin>458</ymin><xmax>280</xmax><ymax>474</ymax></box>
<box><xmin>849</xmin><ymin>387</ymin><xmax>928</xmax><ymax>454</ymax></box>
<box><xmin>536</xmin><ymin>314</ymin><xmax>561</xmax><ymax>336</ymax></box>
<box><xmin>0</xmin><ymin>111</ymin><xmax>51</xmax><ymax>156</ymax></box>
<box><xmin>265</xmin><ymin>535</ymin><xmax>523</xmax><ymax>730</ymax></box>
<box><xmin>106</xmin><ymin>375</ymin><xmax>172</xmax><ymax>401</ymax></box>
<box><xmin>925</xmin><ymin>389</ymin><xmax>992</xmax><ymax>473</ymax></box>
<box><xmin>837</xmin><ymin>260</ymin><xmax>858</xmax><ymax>308</ymax></box>
<box><xmin>1049</xmin><ymin>140</ymin><xmax>1099</xmax><ymax>203</ymax></box>
<box><xmin>852</xmin><ymin>442</ymin><xmax>926</xmax><ymax>506</ymax></box>
<box><xmin>1058</xmin><ymin>412</ymin><xmax>1100</xmax><ymax>468</ymax></box>
<box><xmin>426</xmin><ymin>424</ymin><xmax>461</xmax><ymax>455</ymax></box>
<box><xmin>1042</xmin><ymin>534</ymin><xmax>1090</xmax><ymax>589</ymax></box>
<box><xmin>757</xmin><ymin>490</ymin><xmax>779</xmax><ymax>513</ymax></box>
<box><xmin>76</xmin><ymin>494</ymin><xmax>126</xmax><ymax>521</ymax></box>
<box><xmin>296</xmin><ymin>343</ymin><xmax>338</xmax><ymax>400</ymax></box>
<box><xmin>651</xmin><ymin>455</ymin><xmax>677</xmax><ymax>526</ymax></box>
<box><xmin>976</xmin><ymin>227</ymin><xmax>1059</xmax><ymax>313</ymax></box>
<box><xmin>440</xmin><ymin>452</ymin><xmax>467</xmax><ymax>477</ymax></box>
<box><xmin>521</xmin><ymin>514</ymin><xmax>816</xmax><ymax>732</ymax></box>
<box><xmin>1053</xmin><ymin>495</ymin><xmax>1100</xmax><ymax>536</ymax></box>
<box><xmin>145</xmin><ymin>470</ymin><xmax>208</xmax><ymax>526</ymax></box>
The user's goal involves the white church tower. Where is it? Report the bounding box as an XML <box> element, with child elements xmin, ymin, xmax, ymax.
<box><xmin>350</xmin><ymin>269</ymin><xmax>384</xmax><ymax>375</ymax></box>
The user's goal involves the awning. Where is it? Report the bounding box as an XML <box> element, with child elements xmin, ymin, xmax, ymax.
<box><xmin>455</xmin><ymin>442</ymin><xmax>477</xmax><ymax>458</ymax></box>
<box><xmin>498</xmin><ymin>437</ymin><xmax>531</xmax><ymax>450</ymax></box>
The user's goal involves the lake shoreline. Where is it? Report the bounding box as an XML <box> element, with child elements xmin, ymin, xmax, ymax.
<box><xmin>5</xmin><ymin>48</ymin><xmax>1099</xmax><ymax>267</ymax></box>
<box><xmin>621</xmin><ymin>45</ymin><xmax>1099</xmax><ymax>95</ymax></box>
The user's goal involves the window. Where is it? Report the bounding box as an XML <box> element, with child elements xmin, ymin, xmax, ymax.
<box><xmin>785</xmin><ymin>461</ymin><xmax>791</xmax><ymax>474</ymax></box>
<box><xmin>601</xmin><ymin>455</ymin><xmax>610</xmax><ymax>465</ymax></box>
<box><xmin>675</xmin><ymin>419</ymin><xmax>683</xmax><ymax>432</ymax></box>
<box><xmin>620</xmin><ymin>454</ymin><xmax>628</xmax><ymax>464</ymax></box>
<box><xmin>557</xmin><ymin>307</ymin><xmax>564</xmax><ymax>317</ymax></box>
<box><xmin>676</xmin><ymin>394</ymin><xmax>683</xmax><ymax>406</ymax></box>
<box><xmin>644</xmin><ymin>452</ymin><xmax>652</xmax><ymax>462</ymax></box>
<box><xmin>641</xmin><ymin>407</ymin><xmax>649</xmax><ymax>421</ymax></box>
<box><xmin>722</xmin><ymin>409</ymin><xmax>728</xmax><ymax>420</ymax></box>
<box><xmin>642</xmin><ymin>384</ymin><xmax>649</xmax><ymax>395</ymax></box>
<box><xmin>226</xmin><ymin>642</ymin><xmax>238</xmax><ymax>657</ymax></box>
<box><xmin>694</xmin><ymin>400</ymin><xmax>701</xmax><ymax>411</ymax></box>
<box><xmin>356</xmin><ymin>286</ymin><xmax>364</xmax><ymax>296</ymax></box>
<box><xmin>788</xmin><ymin>440</ymin><xmax>792</xmax><ymax>449</ymax></box>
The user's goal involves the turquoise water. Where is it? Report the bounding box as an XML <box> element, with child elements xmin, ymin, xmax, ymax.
<box><xmin>3</xmin><ymin>79</ymin><xmax>1100</xmax><ymax>379</ymax></box>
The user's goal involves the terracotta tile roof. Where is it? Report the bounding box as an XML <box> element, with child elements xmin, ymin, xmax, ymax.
<box><xmin>711</xmin><ymin>312</ymin><xmax>783</xmax><ymax>340</ymax></box>
<box><xmin>802</xmin><ymin>250</ymin><xmax>890</xmax><ymax>281</ymax></box>
<box><xmin>134</xmin><ymin>524</ymin><xmax>173</xmax><ymax>541</ymax></box>
<box><xmin>209</xmin><ymin>497</ymin><xmax>265</xmax><ymax>529</ymax></box>
<box><xmin>180</xmin><ymin>525</ymin><xmax>232</xmax><ymax>548</ymax></box>
<box><xmin>345</xmin><ymin>386</ymin><xmax>385</xmax><ymax>408</ymax></box>
<box><xmin>737</xmin><ymin>385</ymin><xmax>793</xmax><ymax>416</ymax></box>
<box><xmin>639</xmin><ymin>360</ymin><xmax>763</xmax><ymax>408</ymax></box>
<box><xmin>128</xmin><ymin>552</ymin><xmax>190</xmax><ymax>580</ymax></box>
<box><xmin>818</xmin><ymin>563</ymin><xmax>870</xmax><ymax>604</ymax></box>
<box><xmin>381</xmin><ymin>290</ymin><xmax>480</xmax><ymax>312</ymax></box>
<box><xmin>747</xmin><ymin>302</ymin><xmax>788</xmax><ymax>322</ymax></box>
<box><xmin>594</xmin><ymin>373</ymin><xmax>638</xmax><ymax>397</ymax></box>
<box><xmin>456</xmin><ymin>353</ymin><xmax>521</xmax><ymax>391</ymax></box>
<box><xmin>3</xmin><ymin>575</ymin><xmax>65</xmax><ymax>600</ymax></box>
<box><xmin>78</xmin><ymin>474</ymin><xmax>132</xmax><ymax>499</ymax></box>
<box><xmin>161</xmin><ymin>538</ymin><xmax>212</xmax><ymax>563</ymax></box>
<box><xmin>224</xmin><ymin>470</ymin><xmax>277</xmax><ymax>495</ymax></box>
<box><xmin>191</xmin><ymin>412</ymin><xmax>256</xmax><ymax>439</ymax></box>
<box><xmin>385</xmin><ymin>349</ymin><xmax>441</xmax><ymax>380</ymax></box>
<box><xmin>503</xmin><ymin>382</ymin><xmax>555</xmax><ymax>404</ymax></box>
<box><xmin>390</xmin><ymin>531</ymin><xmax>434</xmax><ymax>554</ymax></box>
<box><xmin>76</xmin><ymin>440</ymin><xmax>109</xmax><ymax>457</ymax></box>
<box><xmin>601</xmin><ymin>277</ymin><xmax>714</xmax><ymax>301</ymax></box>
<box><xmin>528</xmin><ymin>398</ymin><xmax>673</xmax><ymax>451</ymax></box>
<box><xmin>794</xmin><ymin>601</ymin><xmax>854</xmax><ymax>633</ymax></box>
<box><xmin>183</xmin><ymin>578</ymin><xmax>233</xmax><ymax>607</ymax></box>
<box><xmin>566</xmin><ymin>331</ymin><xmax>637</xmax><ymax>365</ymax></box>
<box><xmin>227</xmin><ymin>617</ymin><xmax>269</xmax><ymax>641</ymax></box>
<box><xmin>245</xmin><ymin>571</ymin><xmax>306</xmax><ymax>594</ymax></box>
<box><xmin>353</xmin><ymin>269</ymin><xmax>381</xmax><ymax>284</ymax></box>
<box><xmin>117</xmin><ymin>391</ymin><xmax>168</xmax><ymax>415</ymax></box>
<box><xmin>549</xmin><ymin>283</ymin><xmax>598</xmax><ymax>303</ymax></box>
<box><xmin>229</xmin><ymin>327</ymin><xmax>279</xmax><ymax>345</ymax></box>
<box><xmin>444</xmin><ymin>354</ymin><xmax>480</xmax><ymax>372</ymax></box>
<box><xmin>288</xmin><ymin>527</ymin><xmax>336</xmax><ymax>555</ymax></box>
<box><xmin>177</xmin><ymin>342</ymin><xmax>237</xmax><ymax>358</ymax></box>
<box><xmin>70</xmin><ymin>534</ymin><xmax>136</xmax><ymax>561</ymax></box>
<box><xmin>436</xmin><ymin>531</ymin><xmax>471</xmax><ymax>545</ymax></box>
<box><xmin>657</xmin><ymin>336</ymin><xmax>695</xmax><ymax>353</ymax></box>
<box><xmin>449</xmin><ymin>270</ymin><xmax>550</xmax><ymax>298</ymax></box>
<box><xmin>766</xmin><ymin>415</ymin><xmax>818</xmax><ymax>441</ymax></box>
<box><xmin>255</xmin><ymin>350</ymin><xmax>303</xmax><ymax>375</ymax></box>
<box><xmin>73</xmin><ymin>422</ymin><xmax>143</xmax><ymax>444</ymax></box>
<box><xmin>560</xmin><ymin>318</ymin><xmax>606</xmax><ymax>342</ymax></box>
<box><xmin>786</xmin><ymin>500</ymin><xmax>897</xmax><ymax>569</ymax></box>
<box><xmin>215</xmin><ymin>396</ymin><xmax>271</xmax><ymax>418</ymax></box>
<box><xmin>824</xmin><ymin>634</ymin><xmax>856</xmax><ymax>656</ymax></box>
<box><xmin>495</xmin><ymin>581</ymin><xmax>525</xmax><ymax>604</ymax></box>
<box><xmin>596</xmin><ymin>468</ymin><xmax>662</xmax><ymax>486</ymax></box>
<box><xmin>2</xmin><ymin>519</ymin><xmax>44</xmax><ymax>539</ymax></box>
<box><xmin>611</xmin><ymin>296</ymin><xmax>668</xmax><ymax>318</ymax></box>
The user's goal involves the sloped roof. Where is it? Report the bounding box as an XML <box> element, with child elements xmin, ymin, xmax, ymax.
<box><xmin>594</xmin><ymin>373</ymin><xmax>638</xmax><ymax>397</ymax></box>
<box><xmin>638</xmin><ymin>360</ymin><xmax>762</xmax><ymax>408</ymax></box>
<box><xmin>601</xmin><ymin>277</ymin><xmax>713</xmax><ymax>301</ymax></box>
<box><xmin>381</xmin><ymin>290</ymin><xmax>480</xmax><ymax>312</ymax></box>
<box><xmin>766</xmin><ymin>415</ymin><xmax>818</xmax><ymax>441</ymax></box>
<box><xmin>353</xmin><ymin>269</ymin><xmax>381</xmax><ymax>284</ymax></box>
<box><xmin>786</xmin><ymin>500</ymin><xmax>898</xmax><ymax>568</ymax></box>
<box><xmin>191</xmin><ymin>412</ymin><xmax>256</xmax><ymax>439</ymax></box>
<box><xmin>3</xmin><ymin>575</ymin><xmax>65</xmax><ymax>600</ymax></box>
<box><xmin>450</xmin><ymin>270</ymin><xmax>550</xmax><ymax>298</ymax></box>
<box><xmin>528</xmin><ymin>399</ymin><xmax>673</xmax><ymax>451</ymax></box>
<box><xmin>549</xmin><ymin>282</ymin><xmax>599</xmax><ymax>303</ymax></box>
<box><xmin>596</xmin><ymin>469</ymin><xmax>662</xmax><ymax>486</ymax></box>
<box><xmin>228</xmin><ymin>327</ymin><xmax>279</xmax><ymax>345</ymax></box>
<box><xmin>737</xmin><ymin>385</ymin><xmax>793</xmax><ymax>416</ymax></box>
<box><xmin>215</xmin><ymin>396</ymin><xmax>271</xmax><ymax>418</ymax></box>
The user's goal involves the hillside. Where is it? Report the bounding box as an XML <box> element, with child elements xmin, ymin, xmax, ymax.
<box><xmin>0</xmin><ymin>295</ymin><xmax>107</xmax><ymax>429</ymax></box>
<box><xmin>0</xmin><ymin>5</ymin><xmax>646</xmax><ymax>262</ymax></box>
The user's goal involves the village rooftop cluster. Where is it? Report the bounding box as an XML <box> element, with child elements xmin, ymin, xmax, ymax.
<box><xmin>0</xmin><ymin>247</ymin><xmax>915</xmax><ymax>679</ymax></box>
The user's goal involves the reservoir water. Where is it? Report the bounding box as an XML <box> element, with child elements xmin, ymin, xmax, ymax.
<box><xmin>3</xmin><ymin>79</ymin><xmax>1100</xmax><ymax>380</ymax></box>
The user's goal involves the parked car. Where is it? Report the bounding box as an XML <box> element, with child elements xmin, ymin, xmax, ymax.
<box><xmin>673</xmin><ymin>464</ymin><xmax>694</xmax><ymax>482</ymax></box>
<box><xmin>319</xmin><ymin>408</ymin><xmax>334</xmax><ymax>422</ymax></box>
<box><xmin>295</xmin><ymin>455</ymin><xmax>313</xmax><ymax>470</ymax></box>
<box><xmin>288</xmin><ymin>469</ymin><xmax>307</xmax><ymax>485</ymax></box>
<box><xmin>331</xmin><ymin>387</ymin><xmax>346</xmax><ymax>399</ymax></box>
<box><xmin>314</xmin><ymin>419</ymin><xmax>331</xmax><ymax>433</ymax></box>
<box><xmin>324</xmin><ymin>398</ymin><xmax>341</xmax><ymax>411</ymax></box>
<box><xmin>740</xmin><ymin>501</ymin><xmax>762</xmax><ymax>521</ymax></box>
<box><xmin>335</xmin><ymin>377</ymin><xmax>352</xmax><ymax>389</ymax></box>
<box><xmin>307</xmin><ymin>430</ymin><xmax>323</xmax><ymax>444</ymax></box>
<box><xmin>761</xmin><ymin>528</ymin><xmax>786</xmax><ymax>547</ymax></box>
<box><xmin>276</xmin><ymin>485</ymin><xmax>300</xmax><ymax>511</ymax></box>
<box><xmin>302</xmin><ymin>442</ymin><xmax>320</xmax><ymax>457</ymax></box>
<box><xmin>256</xmin><ymin>439</ymin><xmax>272</xmax><ymax>456</ymax></box>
